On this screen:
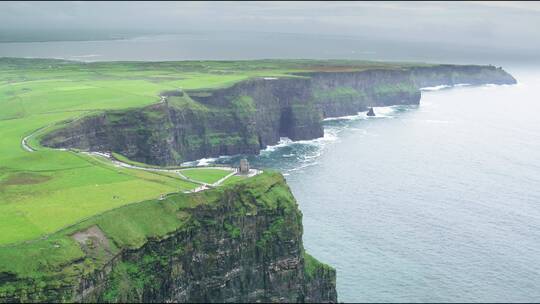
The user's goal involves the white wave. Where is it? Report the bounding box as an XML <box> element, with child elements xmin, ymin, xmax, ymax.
<box><xmin>370</xmin><ymin>105</ymin><xmax>399</xmax><ymax>118</ymax></box>
<box><xmin>181</xmin><ymin>103</ymin><xmax>408</xmax><ymax>170</ymax></box>
<box><xmin>480</xmin><ymin>83</ymin><xmax>505</xmax><ymax>90</ymax></box>
<box><xmin>182</xmin><ymin>155</ymin><xmax>231</xmax><ymax>166</ymax></box>
<box><xmin>262</xmin><ymin>137</ymin><xmax>294</xmax><ymax>152</ymax></box>
<box><xmin>195</xmin><ymin>157</ymin><xmax>218</xmax><ymax>166</ymax></box>
<box><xmin>262</xmin><ymin>131</ymin><xmax>338</xmax><ymax>155</ymax></box>
<box><xmin>180</xmin><ymin>160</ymin><xmax>200</xmax><ymax>167</ymax></box>
<box><xmin>323</xmin><ymin>105</ymin><xmax>407</xmax><ymax>121</ymax></box>
<box><xmin>420</xmin><ymin>85</ymin><xmax>450</xmax><ymax>91</ymax></box>
<box><xmin>294</xmin><ymin>129</ymin><xmax>340</xmax><ymax>146</ymax></box>
<box><xmin>323</xmin><ymin>112</ymin><xmax>366</xmax><ymax>121</ymax></box>
<box><xmin>454</xmin><ymin>83</ymin><xmax>471</xmax><ymax>87</ymax></box>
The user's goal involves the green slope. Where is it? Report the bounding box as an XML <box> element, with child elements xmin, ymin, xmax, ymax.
<box><xmin>0</xmin><ymin>58</ymin><xmax>426</xmax><ymax>245</ymax></box>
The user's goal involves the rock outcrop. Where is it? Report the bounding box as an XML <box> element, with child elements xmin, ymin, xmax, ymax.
<box><xmin>41</xmin><ymin>64</ymin><xmax>516</xmax><ymax>165</ymax></box>
<box><xmin>0</xmin><ymin>172</ymin><xmax>337</xmax><ymax>303</ymax></box>
<box><xmin>366</xmin><ymin>108</ymin><xmax>375</xmax><ymax>117</ymax></box>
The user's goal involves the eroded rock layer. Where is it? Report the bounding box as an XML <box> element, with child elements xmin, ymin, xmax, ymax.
<box><xmin>0</xmin><ymin>173</ymin><xmax>337</xmax><ymax>303</ymax></box>
<box><xmin>42</xmin><ymin>64</ymin><xmax>516</xmax><ymax>165</ymax></box>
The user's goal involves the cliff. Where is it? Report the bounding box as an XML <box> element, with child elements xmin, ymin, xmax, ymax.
<box><xmin>41</xmin><ymin>64</ymin><xmax>516</xmax><ymax>165</ymax></box>
<box><xmin>410</xmin><ymin>64</ymin><xmax>517</xmax><ymax>87</ymax></box>
<box><xmin>0</xmin><ymin>172</ymin><xmax>337</xmax><ymax>303</ymax></box>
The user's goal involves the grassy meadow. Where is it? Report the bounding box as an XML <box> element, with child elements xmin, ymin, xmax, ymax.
<box><xmin>0</xmin><ymin>58</ymin><xmax>420</xmax><ymax>246</ymax></box>
<box><xmin>179</xmin><ymin>168</ymin><xmax>233</xmax><ymax>184</ymax></box>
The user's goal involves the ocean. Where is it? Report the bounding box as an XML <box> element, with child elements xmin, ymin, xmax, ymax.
<box><xmin>204</xmin><ymin>69</ymin><xmax>540</xmax><ymax>302</ymax></box>
<box><xmin>0</xmin><ymin>32</ymin><xmax>524</xmax><ymax>65</ymax></box>
<box><xmin>3</xmin><ymin>36</ymin><xmax>540</xmax><ymax>302</ymax></box>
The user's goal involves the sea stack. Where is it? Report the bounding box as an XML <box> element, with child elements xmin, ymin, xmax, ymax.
<box><xmin>367</xmin><ymin>107</ymin><xmax>375</xmax><ymax>116</ymax></box>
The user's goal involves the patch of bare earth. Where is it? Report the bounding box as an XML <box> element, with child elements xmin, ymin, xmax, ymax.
<box><xmin>72</xmin><ymin>225</ymin><xmax>113</xmax><ymax>257</ymax></box>
<box><xmin>0</xmin><ymin>172</ymin><xmax>52</xmax><ymax>188</ymax></box>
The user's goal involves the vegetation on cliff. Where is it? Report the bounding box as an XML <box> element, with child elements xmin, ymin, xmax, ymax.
<box><xmin>0</xmin><ymin>172</ymin><xmax>337</xmax><ymax>302</ymax></box>
<box><xmin>0</xmin><ymin>57</ymin><xmax>444</xmax><ymax>246</ymax></box>
<box><xmin>179</xmin><ymin>168</ymin><xmax>231</xmax><ymax>184</ymax></box>
<box><xmin>0</xmin><ymin>57</ymin><xmax>516</xmax><ymax>302</ymax></box>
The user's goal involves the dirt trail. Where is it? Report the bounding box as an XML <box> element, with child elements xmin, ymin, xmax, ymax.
<box><xmin>85</xmin><ymin>151</ymin><xmax>261</xmax><ymax>192</ymax></box>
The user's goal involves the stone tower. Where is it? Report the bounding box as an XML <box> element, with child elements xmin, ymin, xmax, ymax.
<box><xmin>239</xmin><ymin>158</ymin><xmax>250</xmax><ymax>174</ymax></box>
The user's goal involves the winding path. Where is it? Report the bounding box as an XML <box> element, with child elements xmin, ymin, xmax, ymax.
<box><xmin>21</xmin><ymin>134</ymin><xmax>35</xmax><ymax>152</ymax></box>
<box><xmin>84</xmin><ymin>152</ymin><xmax>261</xmax><ymax>192</ymax></box>
<box><xmin>20</xmin><ymin>104</ymin><xmax>262</xmax><ymax>193</ymax></box>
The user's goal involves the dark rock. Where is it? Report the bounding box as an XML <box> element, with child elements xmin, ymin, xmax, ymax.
<box><xmin>41</xmin><ymin>64</ymin><xmax>516</xmax><ymax>165</ymax></box>
<box><xmin>366</xmin><ymin>107</ymin><xmax>375</xmax><ymax>116</ymax></box>
<box><xmin>410</xmin><ymin>64</ymin><xmax>517</xmax><ymax>87</ymax></box>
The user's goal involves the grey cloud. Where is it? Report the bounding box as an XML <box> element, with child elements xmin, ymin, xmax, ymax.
<box><xmin>0</xmin><ymin>1</ymin><xmax>539</xmax><ymax>62</ymax></box>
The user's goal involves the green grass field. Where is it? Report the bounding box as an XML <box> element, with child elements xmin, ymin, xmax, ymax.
<box><xmin>221</xmin><ymin>175</ymin><xmax>248</xmax><ymax>186</ymax></box>
<box><xmin>0</xmin><ymin>171</ymin><xmax>279</xmax><ymax>282</ymax></box>
<box><xmin>0</xmin><ymin>57</ymin><xmax>424</xmax><ymax>246</ymax></box>
<box><xmin>179</xmin><ymin>168</ymin><xmax>233</xmax><ymax>184</ymax></box>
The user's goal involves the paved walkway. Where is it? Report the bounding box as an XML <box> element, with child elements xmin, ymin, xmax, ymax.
<box><xmin>21</xmin><ymin>134</ymin><xmax>35</xmax><ymax>152</ymax></box>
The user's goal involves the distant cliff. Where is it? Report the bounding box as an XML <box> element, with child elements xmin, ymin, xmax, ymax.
<box><xmin>0</xmin><ymin>172</ymin><xmax>337</xmax><ymax>303</ymax></box>
<box><xmin>42</xmin><ymin>64</ymin><xmax>516</xmax><ymax>165</ymax></box>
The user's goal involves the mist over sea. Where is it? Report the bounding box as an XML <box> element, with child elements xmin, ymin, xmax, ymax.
<box><xmin>3</xmin><ymin>35</ymin><xmax>540</xmax><ymax>301</ymax></box>
<box><xmin>1</xmin><ymin>32</ymin><xmax>537</xmax><ymax>66</ymax></box>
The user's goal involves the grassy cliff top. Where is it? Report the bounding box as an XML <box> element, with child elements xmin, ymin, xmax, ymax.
<box><xmin>0</xmin><ymin>171</ymin><xmax>286</xmax><ymax>282</ymax></box>
<box><xmin>1</xmin><ymin>56</ymin><xmax>505</xmax><ymax>246</ymax></box>
<box><xmin>0</xmin><ymin>58</ymin><xmax>441</xmax><ymax>246</ymax></box>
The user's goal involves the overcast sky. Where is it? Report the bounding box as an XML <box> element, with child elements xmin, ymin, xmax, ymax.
<box><xmin>1</xmin><ymin>1</ymin><xmax>539</xmax><ymax>63</ymax></box>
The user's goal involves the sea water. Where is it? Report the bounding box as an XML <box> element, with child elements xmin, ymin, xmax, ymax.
<box><xmin>4</xmin><ymin>35</ymin><xmax>539</xmax><ymax>300</ymax></box>
<box><xmin>209</xmin><ymin>68</ymin><xmax>540</xmax><ymax>302</ymax></box>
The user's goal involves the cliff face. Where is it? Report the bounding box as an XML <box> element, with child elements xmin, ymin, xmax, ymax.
<box><xmin>305</xmin><ymin>64</ymin><xmax>515</xmax><ymax>118</ymax></box>
<box><xmin>41</xmin><ymin>99</ymin><xmax>261</xmax><ymax>165</ymax></box>
<box><xmin>306</xmin><ymin>69</ymin><xmax>421</xmax><ymax>117</ymax></box>
<box><xmin>0</xmin><ymin>173</ymin><xmax>337</xmax><ymax>303</ymax></box>
<box><xmin>410</xmin><ymin>64</ymin><xmax>517</xmax><ymax>88</ymax></box>
<box><xmin>42</xmin><ymin>78</ymin><xmax>323</xmax><ymax>166</ymax></box>
<box><xmin>188</xmin><ymin>77</ymin><xmax>324</xmax><ymax>148</ymax></box>
<box><xmin>41</xmin><ymin>64</ymin><xmax>516</xmax><ymax>165</ymax></box>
